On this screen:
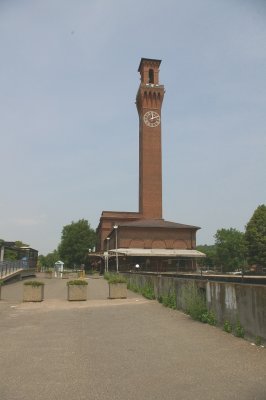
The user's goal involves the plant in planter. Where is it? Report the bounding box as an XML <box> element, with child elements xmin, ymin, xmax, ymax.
<box><xmin>23</xmin><ymin>281</ymin><xmax>44</xmax><ymax>302</ymax></box>
<box><xmin>0</xmin><ymin>280</ymin><xmax>4</xmax><ymax>300</ymax></box>
<box><xmin>67</xmin><ymin>279</ymin><xmax>88</xmax><ymax>301</ymax></box>
<box><xmin>108</xmin><ymin>274</ymin><xmax>127</xmax><ymax>299</ymax></box>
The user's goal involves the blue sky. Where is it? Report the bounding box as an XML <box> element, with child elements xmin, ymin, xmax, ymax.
<box><xmin>1</xmin><ymin>0</ymin><xmax>265</xmax><ymax>255</ymax></box>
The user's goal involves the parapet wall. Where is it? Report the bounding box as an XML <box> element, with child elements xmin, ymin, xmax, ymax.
<box><xmin>124</xmin><ymin>273</ymin><xmax>266</xmax><ymax>342</ymax></box>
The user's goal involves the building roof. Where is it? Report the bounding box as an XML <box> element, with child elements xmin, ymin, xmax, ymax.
<box><xmin>118</xmin><ymin>219</ymin><xmax>200</xmax><ymax>230</ymax></box>
<box><xmin>109</xmin><ymin>248</ymin><xmax>206</xmax><ymax>258</ymax></box>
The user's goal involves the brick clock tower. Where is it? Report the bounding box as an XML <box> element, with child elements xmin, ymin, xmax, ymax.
<box><xmin>136</xmin><ymin>58</ymin><xmax>165</xmax><ymax>219</ymax></box>
<box><xmin>96</xmin><ymin>57</ymin><xmax>202</xmax><ymax>272</ymax></box>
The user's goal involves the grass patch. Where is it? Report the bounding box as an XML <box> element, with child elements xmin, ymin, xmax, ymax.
<box><xmin>67</xmin><ymin>279</ymin><xmax>88</xmax><ymax>286</ymax></box>
<box><xmin>24</xmin><ymin>281</ymin><xmax>44</xmax><ymax>287</ymax></box>
<box><xmin>108</xmin><ymin>274</ymin><xmax>127</xmax><ymax>284</ymax></box>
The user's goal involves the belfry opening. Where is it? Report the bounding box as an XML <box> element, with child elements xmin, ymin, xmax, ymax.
<box><xmin>148</xmin><ymin>68</ymin><xmax>154</xmax><ymax>84</ymax></box>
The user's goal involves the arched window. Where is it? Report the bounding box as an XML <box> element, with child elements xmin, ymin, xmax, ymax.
<box><xmin>148</xmin><ymin>69</ymin><xmax>154</xmax><ymax>84</ymax></box>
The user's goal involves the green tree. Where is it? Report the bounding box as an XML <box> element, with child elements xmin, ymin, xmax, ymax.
<box><xmin>245</xmin><ymin>205</ymin><xmax>266</xmax><ymax>267</ymax></box>
<box><xmin>196</xmin><ymin>244</ymin><xmax>217</xmax><ymax>270</ymax></box>
<box><xmin>38</xmin><ymin>249</ymin><xmax>59</xmax><ymax>269</ymax></box>
<box><xmin>214</xmin><ymin>228</ymin><xmax>246</xmax><ymax>272</ymax></box>
<box><xmin>58</xmin><ymin>219</ymin><xmax>96</xmax><ymax>267</ymax></box>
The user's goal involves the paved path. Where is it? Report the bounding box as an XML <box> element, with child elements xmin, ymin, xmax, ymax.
<box><xmin>0</xmin><ymin>276</ymin><xmax>265</xmax><ymax>400</ymax></box>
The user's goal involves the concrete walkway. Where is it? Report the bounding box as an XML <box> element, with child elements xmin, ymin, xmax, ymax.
<box><xmin>0</xmin><ymin>276</ymin><xmax>265</xmax><ymax>400</ymax></box>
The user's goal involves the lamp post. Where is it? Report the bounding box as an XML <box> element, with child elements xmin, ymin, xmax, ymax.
<box><xmin>106</xmin><ymin>237</ymin><xmax>110</xmax><ymax>272</ymax></box>
<box><xmin>113</xmin><ymin>225</ymin><xmax>119</xmax><ymax>273</ymax></box>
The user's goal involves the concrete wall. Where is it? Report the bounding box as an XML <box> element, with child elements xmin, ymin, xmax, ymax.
<box><xmin>205</xmin><ymin>281</ymin><xmax>266</xmax><ymax>341</ymax></box>
<box><xmin>124</xmin><ymin>273</ymin><xmax>266</xmax><ymax>342</ymax></box>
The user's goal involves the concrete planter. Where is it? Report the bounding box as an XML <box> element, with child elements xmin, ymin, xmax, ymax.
<box><xmin>109</xmin><ymin>282</ymin><xmax>127</xmax><ymax>299</ymax></box>
<box><xmin>62</xmin><ymin>273</ymin><xmax>69</xmax><ymax>279</ymax></box>
<box><xmin>67</xmin><ymin>283</ymin><xmax>87</xmax><ymax>301</ymax></box>
<box><xmin>23</xmin><ymin>283</ymin><xmax>44</xmax><ymax>302</ymax></box>
<box><xmin>45</xmin><ymin>271</ymin><xmax>53</xmax><ymax>279</ymax></box>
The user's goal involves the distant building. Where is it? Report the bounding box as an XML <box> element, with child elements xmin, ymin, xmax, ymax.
<box><xmin>0</xmin><ymin>241</ymin><xmax>38</xmax><ymax>269</ymax></box>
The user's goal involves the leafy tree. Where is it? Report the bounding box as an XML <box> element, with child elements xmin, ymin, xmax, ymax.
<box><xmin>245</xmin><ymin>204</ymin><xmax>266</xmax><ymax>267</ymax></box>
<box><xmin>58</xmin><ymin>219</ymin><xmax>96</xmax><ymax>267</ymax></box>
<box><xmin>196</xmin><ymin>245</ymin><xmax>217</xmax><ymax>270</ymax></box>
<box><xmin>38</xmin><ymin>250</ymin><xmax>59</xmax><ymax>269</ymax></box>
<box><xmin>214</xmin><ymin>228</ymin><xmax>246</xmax><ymax>272</ymax></box>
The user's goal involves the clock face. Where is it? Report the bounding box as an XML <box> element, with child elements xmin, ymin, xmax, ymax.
<box><xmin>143</xmin><ymin>111</ymin><xmax>160</xmax><ymax>127</ymax></box>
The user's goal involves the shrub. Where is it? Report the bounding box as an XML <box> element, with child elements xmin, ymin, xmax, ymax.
<box><xmin>234</xmin><ymin>320</ymin><xmax>244</xmax><ymax>338</ymax></box>
<box><xmin>162</xmin><ymin>292</ymin><xmax>177</xmax><ymax>309</ymax></box>
<box><xmin>141</xmin><ymin>284</ymin><xmax>155</xmax><ymax>300</ymax></box>
<box><xmin>223</xmin><ymin>320</ymin><xmax>232</xmax><ymax>333</ymax></box>
<box><xmin>255</xmin><ymin>336</ymin><xmax>262</xmax><ymax>346</ymax></box>
<box><xmin>24</xmin><ymin>281</ymin><xmax>44</xmax><ymax>287</ymax></box>
<box><xmin>180</xmin><ymin>282</ymin><xmax>207</xmax><ymax>321</ymax></box>
<box><xmin>0</xmin><ymin>280</ymin><xmax>4</xmax><ymax>286</ymax></box>
<box><xmin>67</xmin><ymin>280</ymin><xmax>88</xmax><ymax>286</ymax></box>
<box><xmin>201</xmin><ymin>311</ymin><xmax>217</xmax><ymax>325</ymax></box>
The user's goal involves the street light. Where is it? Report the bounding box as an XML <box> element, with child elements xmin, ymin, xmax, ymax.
<box><xmin>113</xmin><ymin>225</ymin><xmax>119</xmax><ymax>273</ymax></box>
<box><xmin>106</xmin><ymin>237</ymin><xmax>110</xmax><ymax>272</ymax></box>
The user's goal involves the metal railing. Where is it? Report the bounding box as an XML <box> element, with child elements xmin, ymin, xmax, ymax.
<box><xmin>0</xmin><ymin>260</ymin><xmax>29</xmax><ymax>278</ymax></box>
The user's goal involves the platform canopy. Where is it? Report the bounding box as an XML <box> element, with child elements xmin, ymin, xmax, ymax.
<box><xmin>109</xmin><ymin>248</ymin><xmax>206</xmax><ymax>258</ymax></box>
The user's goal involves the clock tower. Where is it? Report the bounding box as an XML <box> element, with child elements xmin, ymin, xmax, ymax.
<box><xmin>136</xmin><ymin>58</ymin><xmax>165</xmax><ymax>219</ymax></box>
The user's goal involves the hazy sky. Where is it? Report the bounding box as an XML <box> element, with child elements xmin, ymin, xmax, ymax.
<box><xmin>1</xmin><ymin>0</ymin><xmax>265</xmax><ymax>255</ymax></box>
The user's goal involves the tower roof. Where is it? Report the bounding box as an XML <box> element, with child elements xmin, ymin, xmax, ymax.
<box><xmin>138</xmin><ymin>58</ymin><xmax>161</xmax><ymax>72</ymax></box>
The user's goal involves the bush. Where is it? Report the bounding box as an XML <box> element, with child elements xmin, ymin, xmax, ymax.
<box><xmin>0</xmin><ymin>280</ymin><xmax>4</xmax><ymax>286</ymax></box>
<box><xmin>180</xmin><ymin>282</ymin><xmax>207</xmax><ymax>321</ymax></box>
<box><xmin>234</xmin><ymin>320</ymin><xmax>244</xmax><ymax>338</ymax></box>
<box><xmin>141</xmin><ymin>284</ymin><xmax>155</xmax><ymax>300</ymax></box>
<box><xmin>201</xmin><ymin>311</ymin><xmax>217</xmax><ymax>325</ymax></box>
<box><xmin>223</xmin><ymin>320</ymin><xmax>232</xmax><ymax>333</ymax></box>
<box><xmin>67</xmin><ymin>279</ymin><xmax>88</xmax><ymax>286</ymax></box>
<box><xmin>162</xmin><ymin>292</ymin><xmax>177</xmax><ymax>309</ymax></box>
<box><xmin>24</xmin><ymin>281</ymin><xmax>44</xmax><ymax>287</ymax></box>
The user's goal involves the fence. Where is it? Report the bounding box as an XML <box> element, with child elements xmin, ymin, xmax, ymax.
<box><xmin>0</xmin><ymin>260</ymin><xmax>29</xmax><ymax>278</ymax></box>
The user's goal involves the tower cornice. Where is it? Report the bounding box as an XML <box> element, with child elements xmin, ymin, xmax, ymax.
<box><xmin>136</xmin><ymin>84</ymin><xmax>165</xmax><ymax>113</ymax></box>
